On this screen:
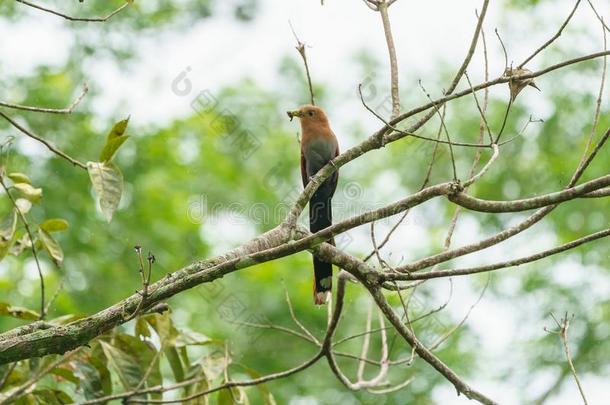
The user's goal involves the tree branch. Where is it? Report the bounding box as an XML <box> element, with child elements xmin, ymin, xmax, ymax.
<box><xmin>15</xmin><ymin>0</ymin><xmax>130</xmax><ymax>22</ymax></box>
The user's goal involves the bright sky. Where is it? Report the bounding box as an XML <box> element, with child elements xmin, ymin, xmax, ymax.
<box><xmin>1</xmin><ymin>0</ymin><xmax>609</xmax><ymax>403</ymax></box>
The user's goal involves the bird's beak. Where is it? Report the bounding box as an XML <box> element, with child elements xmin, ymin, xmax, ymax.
<box><xmin>287</xmin><ymin>110</ymin><xmax>302</xmax><ymax>121</ymax></box>
<box><xmin>528</xmin><ymin>81</ymin><xmax>541</xmax><ymax>91</ymax></box>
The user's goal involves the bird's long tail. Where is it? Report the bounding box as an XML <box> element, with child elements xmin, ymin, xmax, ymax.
<box><xmin>310</xmin><ymin>190</ymin><xmax>333</xmax><ymax>305</ymax></box>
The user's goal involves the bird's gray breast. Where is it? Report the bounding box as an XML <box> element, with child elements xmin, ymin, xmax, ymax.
<box><xmin>304</xmin><ymin>138</ymin><xmax>336</xmax><ymax>177</ymax></box>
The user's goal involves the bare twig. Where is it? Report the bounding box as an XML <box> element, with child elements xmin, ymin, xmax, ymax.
<box><xmin>377</xmin><ymin>0</ymin><xmax>401</xmax><ymax>118</ymax></box>
<box><xmin>369</xmin><ymin>286</ymin><xmax>497</xmax><ymax>404</ymax></box>
<box><xmin>284</xmin><ymin>284</ymin><xmax>320</xmax><ymax>345</ymax></box>
<box><xmin>0</xmin><ymin>83</ymin><xmax>88</xmax><ymax>114</ymax></box>
<box><xmin>0</xmin><ymin>176</ymin><xmax>45</xmax><ymax>319</ymax></box>
<box><xmin>518</xmin><ymin>0</ymin><xmax>582</xmax><ymax>68</ymax></box>
<box><xmin>289</xmin><ymin>22</ymin><xmax>316</xmax><ymax>105</ymax></box>
<box><xmin>586</xmin><ymin>0</ymin><xmax>610</xmax><ymax>33</ymax></box>
<box><xmin>387</xmin><ymin>227</ymin><xmax>610</xmax><ymax>281</ymax></box>
<box><xmin>123</xmin><ymin>247</ymin><xmax>156</xmax><ymax>321</ymax></box>
<box><xmin>358</xmin><ymin>84</ymin><xmax>496</xmax><ymax>148</ymax></box>
<box><xmin>126</xmin><ymin>352</ymin><xmax>324</xmax><ymax>404</ymax></box>
<box><xmin>0</xmin><ymin>111</ymin><xmax>87</xmax><ymax>170</ymax></box>
<box><xmin>462</xmin><ymin>143</ymin><xmax>499</xmax><ymax>188</ymax></box>
<box><xmin>398</xmin><ymin>128</ymin><xmax>610</xmax><ymax>274</ymax></box>
<box><xmin>429</xmin><ymin>274</ymin><xmax>490</xmax><ymax>350</ymax></box>
<box><xmin>576</xmin><ymin>16</ymin><xmax>607</xmax><ymax>173</ymax></box>
<box><xmin>0</xmin><ymin>349</ymin><xmax>80</xmax><ymax>404</ymax></box>
<box><xmin>495</xmin><ymin>28</ymin><xmax>509</xmax><ymax>70</ymax></box>
<box><xmin>15</xmin><ymin>0</ymin><xmax>129</xmax><ymax>22</ymax></box>
<box><xmin>545</xmin><ymin>313</ymin><xmax>589</xmax><ymax>405</ymax></box>
<box><xmin>418</xmin><ymin>81</ymin><xmax>458</xmax><ymax>181</ymax></box>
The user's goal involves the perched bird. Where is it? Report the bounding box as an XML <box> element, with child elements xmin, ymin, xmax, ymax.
<box><xmin>287</xmin><ymin>105</ymin><xmax>339</xmax><ymax>305</ymax></box>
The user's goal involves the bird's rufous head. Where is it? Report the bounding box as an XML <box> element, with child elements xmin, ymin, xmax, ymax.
<box><xmin>286</xmin><ymin>105</ymin><xmax>329</xmax><ymax>125</ymax></box>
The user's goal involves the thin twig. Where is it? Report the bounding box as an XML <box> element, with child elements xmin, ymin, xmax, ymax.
<box><xmin>123</xmin><ymin>247</ymin><xmax>156</xmax><ymax>322</ymax></box>
<box><xmin>576</xmin><ymin>15</ymin><xmax>607</xmax><ymax>172</ymax></box>
<box><xmin>387</xmin><ymin>227</ymin><xmax>610</xmax><ymax>281</ymax></box>
<box><xmin>0</xmin><ymin>176</ymin><xmax>45</xmax><ymax>319</ymax></box>
<box><xmin>0</xmin><ymin>349</ymin><xmax>80</xmax><ymax>404</ymax></box>
<box><xmin>0</xmin><ymin>111</ymin><xmax>87</xmax><ymax>170</ymax></box>
<box><xmin>545</xmin><ymin>314</ymin><xmax>589</xmax><ymax>405</ymax></box>
<box><xmin>43</xmin><ymin>281</ymin><xmax>63</xmax><ymax>316</ymax></box>
<box><xmin>15</xmin><ymin>0</ymin><xmax>129</xmax><ymax>22</ymax></box>
<box><xmin>0</xmin><ymin>363</ymin><xmax>17</xmax><ymax>390</ymax></box>
<box><xmin>446</xmin><ymin>0</ymin><xmax>490</xmax><ymax>94</ymax></box>
<box><xmin>0</xmin><ymin>83</ymin><xmax>88</xmax><ymax>114</ymax></box>
<box><xmin>418</xmin><ymin>80</ymin><xmax>458</xmax><ymax>180</ymax></box>
<box><xmin>289</xmin><ymin>22</ymin><xmax>316</xmax><ymax>105</ymax></box>
<box><xmin>284</xmin><ymin>284</ymin><xmax>320</xmax><ymax>345</ymax></box>
<box><xmin>462</xmin><ymin>143</ymin><xmax>499</xmax><ymax>187</ymax></box>
<box><xmin>429</xmin><ymin>274</ymin><xmax>490</xmax><ymax>350</ymax></box>
<box><xmin>358</xmin><ymin>84</ymin><xmax>495</xmax><ymax>148</ymax></box>
<box><xmin>464</xmin><ymin>71</ymin><xmax>494</xmax><ymax>143</ymax></box>
<box><xmin>586</xmin><ymin>0</ymin><xmax>610</xmax><ymax>33</ymax></box>
<box><xmin>495</xmin><ymin>28</ymin><xmax>509</xmax><ymax>70</ymax></box>
<box><xmin>377</xmin><ymin>0</ymin><xmax>400</xmax><ymax>119</ymax></box>
<box><xmin>369</xmin><ymin>286</ymin><xmax>497</xmax><ymax>404</ymax></box>
<box><xmin>518</xmin><ymin>0</ymin><xmax>582</xmax><ymax>68</ymax></box>
<box><xmin>126</xmin><ymin>353</ymin><xmax>324</xmax><ymax>404</ymax></box>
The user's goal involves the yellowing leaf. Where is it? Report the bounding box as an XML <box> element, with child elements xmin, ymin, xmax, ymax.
<box><xmin>0</xmin><ymin>301</ymin><xmax>40</xmax><ymax>320</ymax></box>
<box><xmin>0</xmin><ymin>210</ymin><xmax>17</xmax><ymax>261</ymax></box>
<box><xmin>13</xmin><ymin>183</ymin><xmax>42</xmax><ymax>202</ymax></box>
<box><xmin>40</xmin><ymin>218</ymin><xmax>69</xmax><ymax>233</ymax></box>
<box><xmin>0</xmin><ymin>210</ymin><xmax>17</xmax><ymax>244</ymax></box>
<box><xmin>8</xmin><ymin>172</ymin><xmax>32</xmax><ymax>185</ymax></box>
<box><xmin>9</xmin><ymin>232</ymin><xmax>32</xmax><ymax>257</ymax></box>
<box><xmin>87</xmin><ymin>162</ymin><xmax>123</xmax><ymax>222</ymax></box>
<box><xmin>38</xmin><ymin>228</ymin><xmax>64</xmax><ymax>266</ymax></box>
<box><xmin>15</xmin><ymin>198</ymin><xmax>32</xmax><ymax>215</ymax></box>
<box><xmin>99</xmin><ymin>118</ymin><xmax>130</xmax><ymax>163</ymax></box>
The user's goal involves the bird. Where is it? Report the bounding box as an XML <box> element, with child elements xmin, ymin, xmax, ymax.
<box><xmin>287</xmin><ymin>105</ymin><xmax>339</xmax><ymax>305</ymax></box>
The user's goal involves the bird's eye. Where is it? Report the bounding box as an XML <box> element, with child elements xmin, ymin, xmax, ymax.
<box><xmin>308</xmin><ymin>111</ymin><xmax>315</xmax><ymax>117</ymax></box>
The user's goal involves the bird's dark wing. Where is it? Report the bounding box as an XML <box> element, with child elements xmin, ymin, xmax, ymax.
<box><xmin>300</xmin><ymin>149</ymin><xmax>309</xmax><ymax>187</ymax></box>
<box><xmin>328</xmin><ymin>142</ymin><xmax>340</xmax><ymax>196</ymax></box>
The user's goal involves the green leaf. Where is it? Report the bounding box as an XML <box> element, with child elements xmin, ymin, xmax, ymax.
<box><xmin>0</xmin><ymin>302</ymin><xmax>40</xmax><ymax>320</ymax></box>
<box><xmin>50</xmin><ymin>366</ymin><xmax>80</xmax><ymax>385</ymax></box>
<box><xmin>87</xmin><ymin>161</ymin><xmax>123</xmax><ymax>222</ymax></box>
<box><xmin>143</xmin><ymin>312</ymin><xmax>179</xmax><ymax>346</ymax></box>
<box><xmin>135</xmin><ymin>317</ymin><xmax>151</xmax><ymax>339</ymax></box>
<box><xmin>99</xmin><ymin>118</ymin><xmax>130</xmax><ymax>163</ymax></box>
<box><xmin>198</xmin><ymin>350</ymin><xmax>229</xmax><ymax>381</ymax></box>
<box><xmin>236</xmin><ymin>365</ymin><xmax>276</xmax><ymax>405</ymax></box>
<box><xmin>8</xmin><ymin>172</ymin><xmax>32</xmax><ymax>185</ymax></box>
<box><xmin>38</xmin><ymin>228</ymin><xmax>64</xmax><ymax>266</ymax></box>
<box><xmin>174</xmin><ymin>330</ymin><xmax>214</xmax><ymax>347</ymax></box>
<box><xmin>90</xmin><ymin>344</ymin><xmax>112</xmax><ymax>396</ymax></box>
<box><xmin>100</xmin><ymin>340</ymin><xmax>143</xmax><ymax>390</ymax></box>
<box><xmin>9</xmin><ymin>233</ymin><xmax>32</xmax><ymax>257</ymax></box>
<box><xmin>12</xmin><ymin>183</ymin><xmax>42</xmax><ymax>202</ymax></box>
<box><xmin>32</xmin><ymin>389</ymin><xmax>73</xmax><ymax>404</ymax></box>
<box><xmin>217</xmin><ymin>388</ymin><xmax>238</xmax><ymax>405</ymax></box>
<box><xmin>39</xmin><ymin>218</ymin><xmax>69</xmax><ymax>233</ymax></box>
<box><xmin>184</xmin><ymin>365</ymin><xmax>210</xmax><ymax>405</ymax></box>
<box><xmin>165</xmin><ymin>346</ymin><xmax>185</xmax><ymax>382</ymax></box>
<box><xmin>113</xmin><ymin>334</ymin><xmax>162</xmax><ymax>396</ymax></box>
<box><xmin>73</xmin><ymin>358</ymin><xmax>110</xmax><ymax>400</ymax></box>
